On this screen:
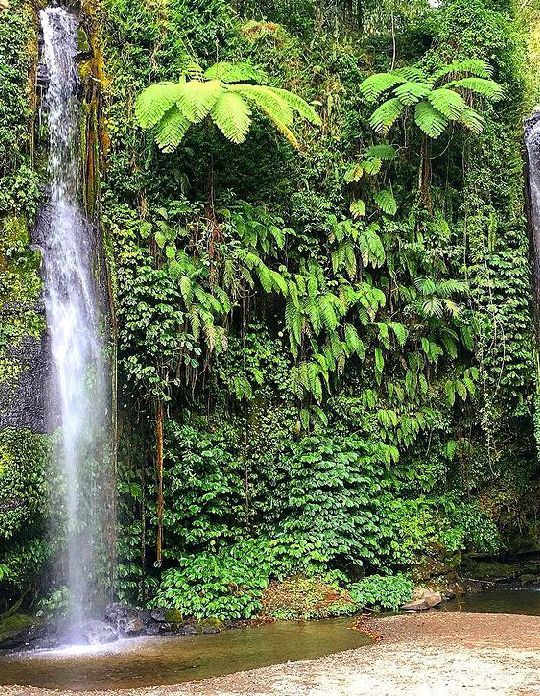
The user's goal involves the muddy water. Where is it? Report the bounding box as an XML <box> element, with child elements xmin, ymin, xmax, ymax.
<box><xmin>0</xmin><ymin>619</ymin><xmax>371</xmax><ymax>690</ymax></box>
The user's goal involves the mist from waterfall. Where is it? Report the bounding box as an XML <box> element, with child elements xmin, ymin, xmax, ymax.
<box><xmin>39</xmin><ymin>6</ymin><xmax>111</xmax><ymax>636</ymax></box>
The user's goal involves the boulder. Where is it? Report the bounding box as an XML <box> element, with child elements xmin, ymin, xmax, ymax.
<box><xmin>402</xmin><ymin>588</ymin><xmax>442</xmax><ymax>612</ymax></box>
<box><xmin>124</xmin><ymin>617</ymin><xmax>145</xmax><ymax>635</ymax></box>
<box><xmin>80</xmin><ymin>620</ymin><xmax>118</xmax><ymax>645</ymax></box>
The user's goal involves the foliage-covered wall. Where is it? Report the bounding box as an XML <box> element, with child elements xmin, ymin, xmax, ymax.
<box><xmin>0</xmin><ymin>0</ymin><xmax>53</xmax><ymax>611</ymax></box>
<box><xmin>98</xmin><ymin>0</ymin><xmax>540</xmax><ymax>615</ymax></box>
<box><xmin>1</xmin><ymin>0</ymin><xmax>540</xmax><ymax>619</ymax></box>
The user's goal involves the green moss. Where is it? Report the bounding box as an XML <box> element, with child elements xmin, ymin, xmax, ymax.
<box><xmin>0</xmin><ymin>613</ymin><xmax>34</xmax><ymax>643</ymax></box>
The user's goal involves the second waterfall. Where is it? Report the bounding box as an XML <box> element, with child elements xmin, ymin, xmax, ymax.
<box><xmin>38</xmin><ymin>6</ymin><xmax>112</xmax><ymax>636</ymax></box>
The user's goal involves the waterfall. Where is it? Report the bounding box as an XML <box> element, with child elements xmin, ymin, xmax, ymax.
<box><xmin>38</xmin><ymin>6</ymin><xmax>111</xmax><ymax>636</ymax></box>
<box><xmin>526</xmin><ymin>114</ymin><xmax>540</xmax><ymax>330</ymax></box>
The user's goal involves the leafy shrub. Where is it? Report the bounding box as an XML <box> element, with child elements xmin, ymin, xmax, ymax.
<box><xmin>349</xmin><ymin>574</ymin><xmax>413</xmax><ymax>611</ymax></box>
<box><xmin>262</xmin><ymin>576</ymin><xmax>357</xmax><ymax>620</ymax></box>
<box><xmin>152</xmin><ymin>541</ymin><xmax>271</xmax><ymax>619</ymax></box>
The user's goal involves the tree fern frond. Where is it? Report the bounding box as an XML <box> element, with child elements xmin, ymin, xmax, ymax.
<box><xmin>434</xmin><ymin>59</ymin><xmax>493</xmax><ymax>81</ymax></box>
<box><xmin>204</xmin><ymin>61</ymin><xmax>267</xmax><ymax>84</ymax></box>
<box><xmin>360</xmin><ymin>72</ymin><xmax>406</xmax><ymax>102</ymax></box>
<box><xmin>394</xmin><ymin>81</ymin><xmax>433</xmax><ymax>106</ymax></box>
<box><xmin>175</xmin><ymin>80</ymin><xmax>223</xmax><ymax>122</ymax></box>
<box><xmin>427</xmin><ymin>88</ymin><xmax>466</xmax><ymax>119</ymax></box>
<box><xmin>211</xmin><ymin>91</ymin><xmax>252</xmax><ymax>143</ymax></box>
<box><xmin>350</xmin><ymin>199</ymin><xmax>366</xmax><ymax>218</ymax></box>
<box><xmin>135</xmin><ymin>82</ymin><xmax>184</xmax><ymax>129</ymax></box>
<box><xmin>394</xmin><ymin>66</ymin><xmax>428</xmax><ymax>83</ymax></box>
<box><xmin>369</xmin><ymin>98</ymin><xmax>404</xmax><ymax>134</ymax></box>
<box><xmin>460</xmin><ymin>107</ymin><xmax>485</xmax><ymax>134</ymax></box>
<box><xmin>453</xmin><ymin>77</ymin><xmax>505</xmax><ymax>101</ymax></box>
<box><xmin>414</xmin><ymin>101</ymin><xmax>448</xmax><ymax>138</ymax></box>
<box><xmin>229</xmin><ymin>84</ymin><xmax>294</xmax><ymax>125</ymax></box>
<box><xmin>373</xmin><ymin>189</ymin><xmax>397</xmax><ymax>216</ymax></box>
<box><xmin>365</xmin><ymin>144</ymin><xmax>397</xmax><ymax>160</ymax></box>
<box><xmin>154</xmin><ymin>107</ymin><xmax>191</xmax><ymax>152</ymax></box>
<box><xmin>269</xmin><ymin>87</ymin><xmax>322</xmax><ymax>125</ymax></box>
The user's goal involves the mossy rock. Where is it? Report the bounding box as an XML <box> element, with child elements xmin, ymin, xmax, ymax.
<box><xmin>0</xmin><ymin>613</ymin><xmax>35</xmax><ymax>644</ymax></box>
<box><xmin>462</xmin><ymin>561</ymin><xmax>518</xmax><ymax>581</ymax></box>
<box><xmin>197</xmin><ymin>617</ymin><xmax>224</xmax><ymax>634</ymax></box>
<box><xmin>164</xmin><ymin>608</ymin><xmax>183</xmax><ymax>623</ymax></box>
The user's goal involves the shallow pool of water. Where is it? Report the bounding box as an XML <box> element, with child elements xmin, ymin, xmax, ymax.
<box><xmin>442</xmin><ymin>588</ymin><xmax>540</xmax><ymax>615</ymax></box>
<box><xmin>0</xmin><ymin>618</ymin><xmax>371</xmax><ymax>690</ymax></box>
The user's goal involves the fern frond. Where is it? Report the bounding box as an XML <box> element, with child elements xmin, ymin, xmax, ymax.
<box><xmin>269</xmin><ymin>87</ymin><xmax>322</xmax><ymax>125</ymax></box>
<box><xmin>175</xmin><ymin>80</ymin><xmax>223</xmax><ymax>122</ymax></box>
<box><xmin>204</xmin><ymin>61</ymin><xmax>267</xmax><ymax>84</ymax></box>
<box><xmin>434</xmin><ymin>59</ymin><xmax>493</xmax><ymax>81</ymax></box>
<box><xmin>460</xmin><ymin>107</ymin><xmax>485</xmax><ymax>134</ymax></box>
<box><xmin>350</xmin><ymin>199</ymin><xmax>366</xmax><ymax>218</ymax></box>
<box><xmin>361</xmin><ymin>157</ymin><xmax>383</xmax><ymax>175</ymax></box>
<box><xmin>453</xmin><ymin>77</ymin><xmax>504</xmax><ymax>101</ymax></box>
<box><xmin>427</xmin><ymin>88</ymin><xmax>466</xmax><ymax>120</ymax></box>
<box><xmin>135</xmin><ymin>82</ymin><xmax>184</xmax><ymax>129</ymax></box>
<box><xmin>365</xmin><ymin>144</ymin><xmax>397</xmax><ymax>160</ymax></box>
<box><xmin>394</xmin><ymin>66</ymin><xmax>428</xmax><ymax>83</ymax></box>
<box><xmin>394</xmin><ymin>81</ymin><xmax>433</xmax><ymax>106</ymax></box>
<box><xmin>369</xmin><ymin>98</ymin><xmax>404</xmax><ymax>134</ymax></box>
<box><xmin>414</xmin><ymin>101</ymin><xmax>448</xmax><ymax>138</ymax></box>
<box><xmin>211</xmin><ymin>91</ymin><xmax>252</xmax><ymax>143</ymax></box>
<box><xmin>229</xmin><ymin>84</ymin><xmax>294</xmax><ymax>125</ymax></box>
<box><xmin>154</xmin><ymin>107</ymin><xmax>190</xmax><ymax>152</ymax></box>
<box><xmin>360</xmin><ymin>72</ymin><xmax>405</xmax><ymax>102</ymax></box>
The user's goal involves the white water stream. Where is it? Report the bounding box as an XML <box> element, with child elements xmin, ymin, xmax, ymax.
<box><xmin>39</xmin><ymin>6</ymin><xmax>109</xmax><ymax>635</ymax></box>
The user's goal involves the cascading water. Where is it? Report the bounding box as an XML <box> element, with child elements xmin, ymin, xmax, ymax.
<box><xmin>38</xmin><ymin>6</ymin><xmax>111</xmax><ymax>638</ymax></box>
<box><xmin>526</xmin><ymin>114</ymin><xmax>540</xmax><ymax>325</ymax></box>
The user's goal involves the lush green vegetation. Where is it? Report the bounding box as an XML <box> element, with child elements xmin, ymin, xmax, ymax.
<box><xmin>1</xmin><ymin>0</ymin><xmax>540</xmax><ymax>620</ymax></box>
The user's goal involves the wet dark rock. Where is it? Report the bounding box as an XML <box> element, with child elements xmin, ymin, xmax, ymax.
<box><xmin>150</xmin><ymin>609</ymin><xmax>167</xmax><ymax>623</ymax></box>
<box><xmin>124</xmin><ymin>617</ymin><xmax>145</xmax><ymax>635</ymax></box>
<box><xmin>178</xmin><ymin>624</ymin><xmax>197</xmax><ymax>636</ymax></box>
<box><xmin>158</xmin><ymin>622</ymin><xmax>173</xmax><ymax>633</ymax></box>
<box><xmin>80</xmin><ymin>620</ymin><xmax>118</xmax><ymax>645</ymax></box>
<box><xmin>198</xmin><ymin>617</ymin><xmax>224</xmax><ymax>634</ymax></box>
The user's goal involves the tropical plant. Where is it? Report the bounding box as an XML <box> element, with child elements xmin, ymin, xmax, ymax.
<box><xmin>135</xmin><ymin>61</ymin><xmax>321</xmax><ymax>152</ymax></box>
<box><xmin>360</xmin><ymin>59</ymin><xmax>504</xmax><ymax>138</ymax></box>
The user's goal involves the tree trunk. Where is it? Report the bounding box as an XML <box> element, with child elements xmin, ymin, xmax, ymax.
<box><xmin>155</xmin><ymin>398</ymin><xmax>164</xmax><ymax>566</ymax></box>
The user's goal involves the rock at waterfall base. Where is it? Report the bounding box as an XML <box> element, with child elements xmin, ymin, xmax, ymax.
<box><xmin>402</xmin><ymin>588</ymin><xmax>442</xmax><ymax>612</ymax></box>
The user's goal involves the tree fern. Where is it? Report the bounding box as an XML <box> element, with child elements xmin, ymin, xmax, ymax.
<box><xmin>136</xmin><ymin>61</ymin><xmax>320</xmax><ymax>151</ymax></box>
<box><xmin>361</xmin><ymin>58</ymin><xmax>503</xmax><ymax>140</ymax></box>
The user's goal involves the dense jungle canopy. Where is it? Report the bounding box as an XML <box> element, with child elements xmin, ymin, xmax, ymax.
<box><xmin>2</xmin><ymin>0</ymin><xmax>540</xmax><ymax>620</ymax></box>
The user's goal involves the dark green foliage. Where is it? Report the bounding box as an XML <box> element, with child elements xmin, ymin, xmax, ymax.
<box><xmin>349</xmin><ymin>574</ymin><xmax>414</xmax><ymax>611</ymax></box>
<box><xmin>101</xmin><ymin>0</ymin><xmax>538</xmax><ymax>619</ymax></box>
